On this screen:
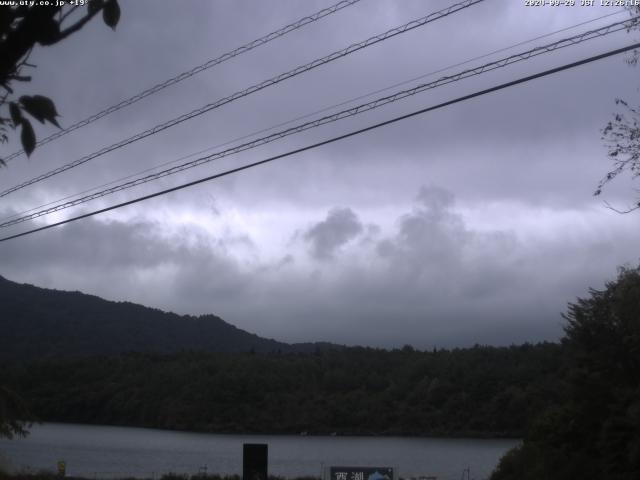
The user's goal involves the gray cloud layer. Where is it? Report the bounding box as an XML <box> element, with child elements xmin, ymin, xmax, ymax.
<box><xmin>2</xmin><ymin>1</ymin><xmax>640</xmax><ymax>348</ymax></box>
<box><xmin>2</xmin><ymin>182</ymin><xmax>637</xmax><ymax>348</ymax></box>
<box><xmin>304</xmin><ymin>207</ymin><xmax>363</xmax><ymax>260</ymax></box>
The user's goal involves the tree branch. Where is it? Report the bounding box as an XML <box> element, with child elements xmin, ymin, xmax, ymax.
<box><xmin>0</xmin><ymin>7</ymin><xmax>59</xmax><ymax>83</ymax></box>
<box><xmin>56</xmin><ymin>6</ymin><xmax>103</xmax><ymax>42</ymax></box>
<box><xmin>59</xmin><ymin>5</ymin><xmax>80</xmax><ymax>25</ymax></box>
<box><xmin>603</xmin><ymin>200</ymin><xmax>640</xmax><ymax>214</ymax></box>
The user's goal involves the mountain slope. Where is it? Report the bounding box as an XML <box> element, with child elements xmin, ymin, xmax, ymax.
<box><xmin>0</xmin><ymin>275</ymin><xmax>297</xmax><ymax>360</ymax></box>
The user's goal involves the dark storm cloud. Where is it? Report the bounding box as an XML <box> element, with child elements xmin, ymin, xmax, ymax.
<box><xmin>376</xmin><ymin>186</ymin><xmax>467</xmax><ymax>270</ymax></box>
<box><xmin>303</xmin><ymin>207</ymin><xmax>364</xmax><ymax>260</ymax></box>
<box><xmin>365</xmin><ymin>185</ymin><xmax>523</xmax><ymax>313</ymax></box>
<box><xmin>0</xmin><ymin>213</ymin><xmax>252</xmax><ymax>313</ymax></box>
<box><xmin>271</xmin><ymin>184</ymin><xmax>639</xmax><ymax>347</ymax></box>
<box><xmin>1</xmin><ymin>179</ymin><xmax>639</xmax><ymax>349</ymax></box>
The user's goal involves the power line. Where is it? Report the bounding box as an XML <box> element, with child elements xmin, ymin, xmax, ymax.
<box><xmin>1</xmin><ymin>16</ymin><xmax>635</xmax><ymax>229</ymax></box>
<box><xmin>1</xmin><ymin>0</ymin><xmax>364</xmax><ymax>163</ymax></box>
<box><xmin>3</xmin><ymin>15</ymin><xmax>633</xmax><ymax>227</ymax></box>
<box><xmin>0</xmin><ymin>0</ymin><xmax>485</xmax><ymax>198</ymax></box>
<box><xmin>1</xmin><ymin>41</ymin><xmax>638</xmax><ymax>244</ymax></box>
<box><xmin>0</xmin><ymin>8</ymin><xmax>626</xmax><ymax>225</ymax></box>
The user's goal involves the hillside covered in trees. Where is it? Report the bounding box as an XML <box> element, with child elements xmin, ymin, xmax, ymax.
<box><xmin>0</xmin><ymin>274</ymin><xmax>565</xmax><ymax>439</ymax></box>
<box><xmin>491</xmin><ymin>266</ymin><xmax>640</xmax><ymax>480</ymax></box>
<box><xmin>2</xmin><ymin>343</ymin><xmax>565</xmax><ymax>438</ymax></box>
<box><xmin>3</xmin><ymin>267</ymin><xmax>639</xmax><ymax>479</ymax></box>
<box><xmin>0</xmin><ymin>275</ymin><xmax>335</xmax><ymax>360</ymax></box>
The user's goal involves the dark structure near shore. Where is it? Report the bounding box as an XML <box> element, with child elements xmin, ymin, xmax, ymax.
<box><xmin>243</xmin><ymin>444</ymin><xmax>268</xmax><ymax>480</ymax></box>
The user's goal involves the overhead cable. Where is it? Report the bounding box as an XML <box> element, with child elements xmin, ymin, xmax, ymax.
<box><xmin>1</xmin><ymin>16</ymin><xmax>636</xmax><ymax>229</ymax></box>
<box><xmin>0</xmin><ymin>0</ymin><xmax>485</xmax><ymax>198</ymax></box>
<box><xmin>1</xmin><ymin>0</ymin><xmax>364</xmax><ymax>162</ymax></box>
<box><xmin>0</xmin><ymin>8</ymin><xmax>626</xmax><ymax>225</ymax></box>
<box><xmin>1</xmin><ymin>41</ymin><xmax>639</xmax><ymax>244</ymax></box>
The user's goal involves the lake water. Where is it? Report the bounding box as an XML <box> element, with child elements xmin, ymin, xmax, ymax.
<box><xmin>0</xmin><ymin>423</ymin><xmax>518</xmax><ymax>480</ymax></box>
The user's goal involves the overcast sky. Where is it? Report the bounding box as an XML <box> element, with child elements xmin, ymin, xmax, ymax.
<box><xmin>1</xmin><ymin>0</ymin><xmax>639</xmax><ymax>348</ymax></box>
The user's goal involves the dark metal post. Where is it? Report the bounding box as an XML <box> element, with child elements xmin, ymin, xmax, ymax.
<box><xmin>243</xmin><ymin>443</ymin><xmax>268</xmax><ymax>480</ymax></box>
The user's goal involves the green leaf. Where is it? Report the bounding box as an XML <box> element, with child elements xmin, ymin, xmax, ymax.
<box><xmin>9</xmin><ymin>102</ymin><xmax>22</xmax><ymax>127</ymax></box>
<box><xmin>20</xmin><ymin>95</ymin><xmax>60</xmax><ymax>128</ymax></box>
<box><xmin>103</xmin><ymin>0</ymin><xmax>120</xmax><ymax>30</ymax></box>
<box><xmin>20</xmin><ymin>118</ymin><xmax>36</xmax><ymax>157</ymax></box>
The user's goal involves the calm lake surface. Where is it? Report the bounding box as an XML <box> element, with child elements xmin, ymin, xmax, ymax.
<box><xmin>0</xmin><ymin>423</ymin><xmax>519</xmax><ymax>480</ymax></box>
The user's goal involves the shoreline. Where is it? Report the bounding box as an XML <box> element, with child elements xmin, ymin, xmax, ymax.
<box><xmin>2</xmin><ymin>473</ymin><xmax>319</xmax><ymax>480</ymax></box>
<box><xmin>17</xmin><ymin>421</ymin><xmax>522</xmax><ymax>441</ymax></box>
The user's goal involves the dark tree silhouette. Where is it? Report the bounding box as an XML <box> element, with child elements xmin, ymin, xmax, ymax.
<box><xmin>596</xmin><ymin>7</ymin><xmax>640</xmax><ymax>212</ymax></box>
<box><xmin>0</xmin><ymin>386</ymin><xmax>32</xmax><ymax>439</ymax></box>
<box><xmin>0</xmin><ymin>0</ymin><xmax>120</xmax><ymax>164</ymax></box>
<box><xmin>491</xmin><ymin>265</ymin><xmax>640</xmax><ymax>480</ymax></box>
<box><xmin>598</xmin><ymin>99</ymin><xmax>640</xmax><ymax>212</ymax></box>
<box><xmin>0</xmin><ymin>0</ymin><xmax>120</xmax><ymax>438</ymax></box>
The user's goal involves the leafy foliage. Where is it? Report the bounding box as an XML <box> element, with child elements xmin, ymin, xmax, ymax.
<box><xmin>0</xmin><ymin>386</ymin><xmax>31</xmax><ymax>439</ymax></box>
<box><xmin>2</xmin><ymin>343</ymin><xmax>566</xmax><ymax>438</ymax></box>
<box><xmin>19</xmin><ymin>95</ymin><xmax>60</xmax><ymax>128</ymax></box>
<box><xmin>0</xmin><ymin>1</ymin><xmax>120</xmax><ymax>162</ymax></box>
<box><xmin>0</xmin><ymin>2</ymin><xmax>122</xmax><ymax>439</ymax></box>
<box><xmin>19</xmin><ymin>116</ymin><xmax>35</xmax><ymax>157</ymax></box>
<box><xmin>0</xmin><ymin>473</ymin><xmax>314</xmax><ymax>480</ymax></box>
<box><xmin>0</xmin><ymin>275</ymin><xmax>570</xmax><ymax>438</ymax></box>
<box><xmin>103</xmin><ymin>0</ymin><xmax>121</xmax><ymax>30</ymax></box>
<box><xmin>597</xmin><ymin>99</ymin><xmax>640</xmax><ymax>211</ymax></box>
<box><xmin>597</xmin><ymin>6</ymin><xmax>640</xmax><ymax>211</ymax></box>
<box><xmin>491</xmin><ymin>266</ymin><xmax>640</xmax><ymax>480</ymax></box>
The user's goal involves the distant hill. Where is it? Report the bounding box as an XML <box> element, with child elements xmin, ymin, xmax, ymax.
<box><xmin>0</xmin><ymin>275</ymin><xmax>570</xmax><ymax>439</ymax></box>
<box><xmin>4</xmin><ymin>343</ymin><xmax>567</xmax><ymax>437</ymax></box>
<box><xmin>0</xmin><ymin>275</ymin><xmax>333</xmax><ymax>360</ymax></box>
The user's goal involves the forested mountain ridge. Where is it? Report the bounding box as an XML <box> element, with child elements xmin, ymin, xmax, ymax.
<box><xmin>0</xmin><ymin>275</ymin><xmax>569</xmax><ymax>439</ymax></box>
<box><xmin>3</xmin><ymin>344</ymin><xmax>566</xmax><ymax>438</ymax></box>
<box><xmin>490</xmin><ymin>266</ymin><xmax>640</xmax><ymax>479</ymax></box>
<box><xmin>0</xmin><ymin>275</ymin><xmax>332</xmax><ymax>359</ymax></box>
